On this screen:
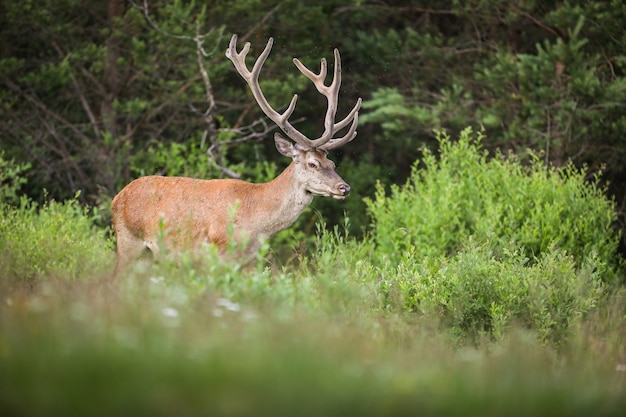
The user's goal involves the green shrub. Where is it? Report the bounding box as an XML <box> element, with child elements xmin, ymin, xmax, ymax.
<box><xmin>130</xmin><ymin>137</ymin><xmax>221</xmax><ymax>180</ymax></box>
<box><xmin>373</xmin><ymin>239</ymin><xmax>605</xmax><ymax>345</ymax></box>
<box><xmin>0</xmin><ymin>195</ymin><xmax>114</xmax><ymax>285</ymax></box>
<box><xmin>0</xmin><ymin>151</ymin><xmax>30</xmax><ymax>206</ymax></box>
<box><xmin>362</xmin><ymin>127</ymin><xmax>621</xmax><ymax>344</ymax></box>
<box><xmin>366</xmin><ymin>127</ymin><xmax>621</xmax><ymax>281</ymax></box>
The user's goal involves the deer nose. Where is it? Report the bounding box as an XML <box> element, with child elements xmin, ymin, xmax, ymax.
<box><xmin>337</xmin><ymin>183</ymin><xmax>351</xmax><ymax>196</ymax></box>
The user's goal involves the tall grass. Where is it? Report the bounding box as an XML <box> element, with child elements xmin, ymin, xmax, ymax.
<box><xmin>1</xmin><ymin>135</ymin><xmax>625</xmax><ymax>416</ymax></box>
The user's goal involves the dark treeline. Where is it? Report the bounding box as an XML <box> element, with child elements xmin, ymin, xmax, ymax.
<box><xmin>1</xmin><ymin>0</ymin><xmax>625</xmax><ymax>247</ymax></box>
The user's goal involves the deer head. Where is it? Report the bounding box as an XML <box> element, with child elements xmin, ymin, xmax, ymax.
<box><xmin>226</xmin><ymin>34</ymin><xmax>361</xmax><ymax>199</ymax></box>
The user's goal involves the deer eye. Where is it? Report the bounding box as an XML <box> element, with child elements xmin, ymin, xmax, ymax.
<box><xmin>308</xmin><ymin>162</ymin><xmax>318</xmax><ymax>169</ymax></box>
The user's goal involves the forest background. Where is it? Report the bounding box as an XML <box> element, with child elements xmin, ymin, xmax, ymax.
<box><xmin>1</xmin><ymin>0</ymin><xmax>625</xmax><ymax>253</ymax></box>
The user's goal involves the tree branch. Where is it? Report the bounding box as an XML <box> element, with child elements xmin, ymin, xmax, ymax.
<box><xmin>239</xmin><ymin>4</ymin><xmax>282</xmax><ymax>44</ymax></box>
<box><xmin>51</xmin><ymin>41</ymin><xmax>103</xmax><ymax>142</ymax></box>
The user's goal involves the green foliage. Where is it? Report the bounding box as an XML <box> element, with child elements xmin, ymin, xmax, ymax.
<box><xmin>355</xmin><ymin>1</ymin><xmax>626</xmax><ymax>240</ymax></box>
<box><xmin>373</xmin><ymin>239</ymin><xmax>605</xmax><ymax>345</ymax></box>
<box><xmin>3</xmin><ymin>274</ymin><xmax>624</xmax><ymax>417</ymax></box>
<box><xmin>0</xmin><ymin>0</ymin><xmax>230</xmax><ymax>202</ymax></box>
<box><xmin>0</xmin><ymin>157</ymin><xmax>112</xmax><ymax>285</ymax></box>
<box><xmin>476</xmin><ymin>18</ymin><xmax>626</xmax><ymax>167</ymax></box>
<box><xmin>0</xmin><ymin>194</ymin><xmax>113</xmax><ymax>284</ymax></box>
<box><xmin>363</xmin><ymin>127</ymin><xmax>621</xmax><ymax>343</ymax></box>
<box><xmin>367</xmin><ymin>128</ymin><xmax>621</xmax><ymax>277</ymax></box>
<box><xmin>361</xmin><ymin>87</ymin><xmax>429</xmax><ymax>137</ymax></box>
<box><xmin>0</xmin><ymin>151</ymin><xmax>30</xmax><ymax>205</ymax></box>
<box><xmin>130</xmin><ymin>136</ymin><xmax>221</xmax><ymax>179</ymax></box>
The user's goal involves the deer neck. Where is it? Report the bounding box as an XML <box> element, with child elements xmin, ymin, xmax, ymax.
<box><xmin>254</xmin><ymin>163</ymin><xmax>313</xmax><ymax>236</ymax></box>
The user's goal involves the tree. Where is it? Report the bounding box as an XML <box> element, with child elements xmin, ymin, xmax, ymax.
<box><xmin>0</xmin><ymin>0</ymin><xmax>229</xmax><ymax>202</ymax></box>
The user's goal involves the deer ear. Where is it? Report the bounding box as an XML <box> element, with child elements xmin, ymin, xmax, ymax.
<box><xmin>274</xmin><ymin>133</ymin><xmax>299</xmax><ymax>158</ymax></box>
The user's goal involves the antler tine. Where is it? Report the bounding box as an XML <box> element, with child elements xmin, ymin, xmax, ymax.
<box><xmin>292</xmin><ymin>57</ymin><xmax>328</xmax><ymax>87</ymax></box>
<box><xmin>292</xmin><ymin>49</ymin><xmax>343</xmax><ymax>148</ymax></box>
<box><xmin>226</xmin><ymin>34</ymin><xmax>311</xmax><ymax>147</ymax></box>
<box><xmin>292</xmin><ymin>48</ymin><xmax>361</xmax><ymax>150</ymax></box>
<box><xmin>320</xmin><ymin>97</ymin><xmax>362</xmax><ymax>151</ymax></box>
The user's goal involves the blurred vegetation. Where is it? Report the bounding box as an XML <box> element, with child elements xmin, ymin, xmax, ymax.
<box><xmin>0</xmin><ymin>0</ymin><xmax>625</xmax><ymax>251</ymax></box>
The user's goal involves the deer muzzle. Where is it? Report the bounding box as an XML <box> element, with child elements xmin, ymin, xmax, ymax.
<box><xmin>335</xmin><ymin>182</ymin><xmax>351</xmax><ymax>199</ymax></box>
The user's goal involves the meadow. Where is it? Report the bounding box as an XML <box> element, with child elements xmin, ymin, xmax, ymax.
<box><xmin>1</xmin><ymin>130</ymin><xmax>625</xmax><ymax>416</ymax></box>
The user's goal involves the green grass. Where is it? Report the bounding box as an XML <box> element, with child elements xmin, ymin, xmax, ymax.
<box><xmin>1</xmin><ymin>256</ymin><xmax>625</xmax><ymax>417</ymax></box>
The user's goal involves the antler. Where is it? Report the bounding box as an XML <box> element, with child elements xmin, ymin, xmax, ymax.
<box><xmin>226</xmin><ymin>34</ymin><xmax>362</xmax><ymax>151</ymax></box>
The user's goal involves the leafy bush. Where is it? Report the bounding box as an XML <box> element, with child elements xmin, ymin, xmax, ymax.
<box><xmin>130</xmin><ymin>137</ymin><xmax>221</xmax><ymax>180</ymax></box>
<box><xmin>362</xmin><ymin>127</ymin><xmax>621</xmax><ymax>344</ymax></box>
<box><xmin>366</xmin><ymin>127</ymin><xmax>621</xmax><ymax>280</ymax></box>
<box><xmin>0</xmin><ymin>195</ymin><xmax>114</xmax><ymax>285</ymax></box>
<box><xmin>0</xmin><ymin>151</ymin><xmax>30</xmax><ymax>206</ymax></box>
<box><xmin>373</xmin><ymin>239</ymin><xmax>605</xmax><ymax>345</ymax></box>
<box><xmin>127</xmin><ymin>129</ymin><xmax>285</xmax><ymax>184</ymax></box>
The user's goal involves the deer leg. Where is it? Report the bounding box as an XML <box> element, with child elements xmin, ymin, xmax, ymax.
<box><xmin>113</xmin><ymin>225</ymin><xmax>150</xmax><ymax>278</ymax></box>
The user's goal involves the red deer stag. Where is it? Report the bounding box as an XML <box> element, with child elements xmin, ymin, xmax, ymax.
<box><xmin>111</xmin><ymin>34</ymin><xmax>362</xmax><ymax>275</ymax></box>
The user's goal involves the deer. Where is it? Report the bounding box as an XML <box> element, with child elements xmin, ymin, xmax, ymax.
<box><xmin>111</xmin><ymin>34</ymin><xmax>362</xmax><ymax>275</ymax></box>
